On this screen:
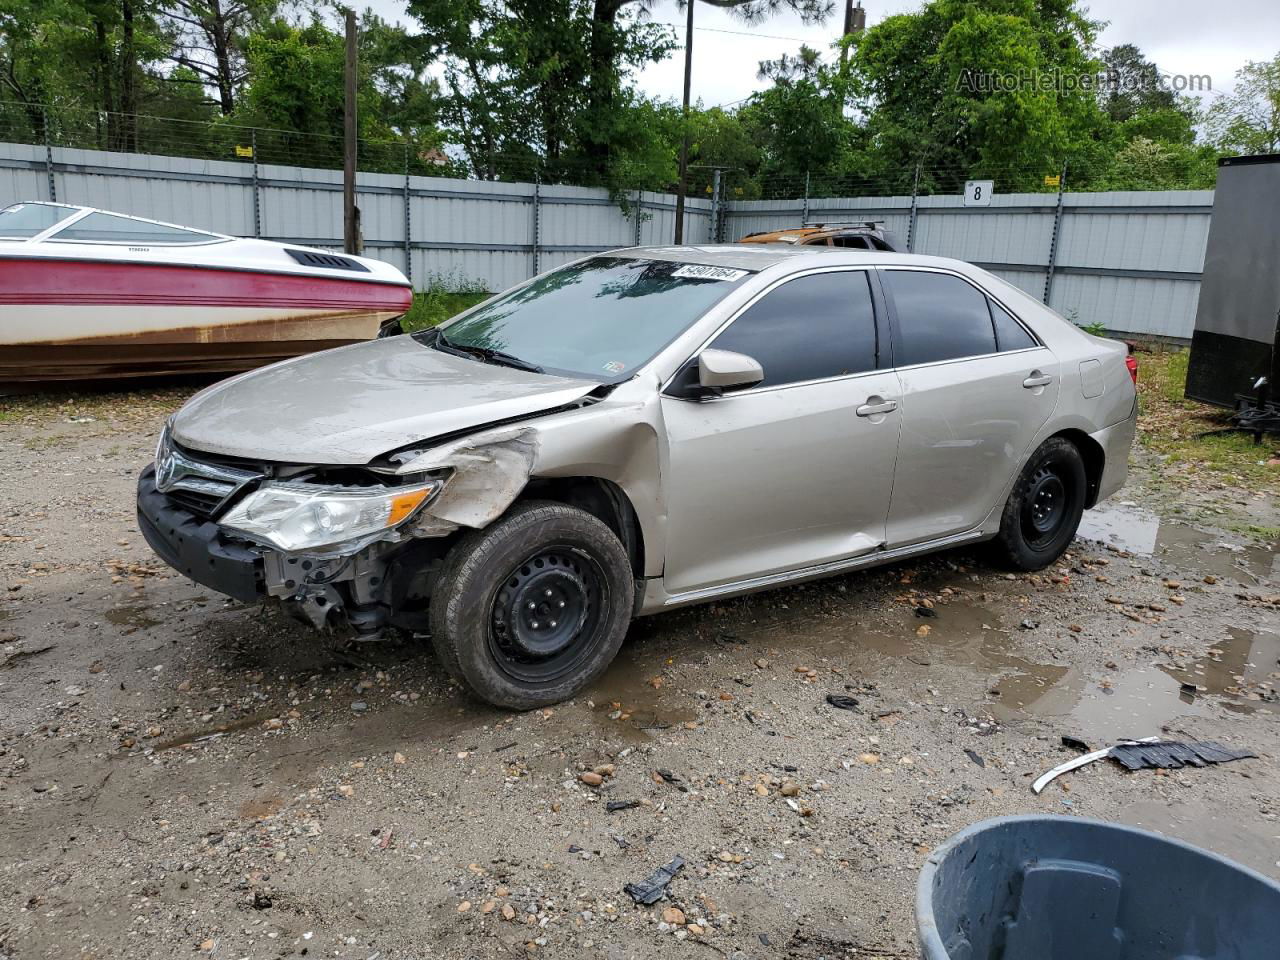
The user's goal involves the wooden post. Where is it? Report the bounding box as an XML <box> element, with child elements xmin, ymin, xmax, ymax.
<box><xmin>343</xmin><ymin>8</ymin><xmax>359</xmax><ymax>255</ymax></box>
<box><xmin>673</xmin><ymin>0</ymin><xmax>694</xmax><ymax>244</ymax></box>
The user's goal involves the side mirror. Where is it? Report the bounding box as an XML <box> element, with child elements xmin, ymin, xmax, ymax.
<box><xmin>698</xmin><ymin>348</ymin><xmax>764</xmax><ymax>392</ymax></box>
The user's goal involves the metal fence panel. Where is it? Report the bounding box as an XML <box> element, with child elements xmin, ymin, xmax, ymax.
<box><xmin>0</xmin><ymin>139</ymin><xmax>1216</xmax><ymax>338</ymax></box>
<box><xmin>721</xmin><ymin>189</ymin><xmax>1212</xmax><ymax>339</ymax></box>
<box><xmin>0</xmin><ymin>142</ymin><xmax>50</xmax><ymax>202</ymax></box>
<box><xmin>1049</xmin><ymin>273</ymin><xmax>1202</xmax><ymax>338</ymax></box>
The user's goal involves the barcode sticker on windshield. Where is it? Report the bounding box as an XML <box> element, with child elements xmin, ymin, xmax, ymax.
<box><xmin>672</xmin><ymin>264</ymin><xmax>748</xmax><ymax>282</ymax></box>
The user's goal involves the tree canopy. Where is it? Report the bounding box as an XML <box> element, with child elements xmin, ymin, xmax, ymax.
<box><xmin>1</xmin><ymin>0</ymin><xmax>1270</xmax><ymax>193</ymax></box>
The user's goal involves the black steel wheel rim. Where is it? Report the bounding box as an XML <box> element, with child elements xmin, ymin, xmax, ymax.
<box><xmin>1023</xmin><ymin>466</ymin><xmax>1067</xmax><ymax>545</ymax></box>
<box><xmin>489</xmin><ymin>545</ymin><xmax>605</xmax><ymax>683</ymax></box>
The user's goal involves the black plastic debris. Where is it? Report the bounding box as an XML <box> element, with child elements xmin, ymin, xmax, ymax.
<box><xmin>825</xmin><ymin>694</ymin><xmax>860</xmax><ymax>711</ymax></box>
<box><xmin>623</xmin><ymin>855</ymin><xmax>686</xmax><ymax>905</ymax></box>
<box><xmin>914</xmin><ymin>606</ymin><xmax>938</xmax><ymax>618</ymax></box>
<box><xmin>1033</xmin><ymin>737</ymin><xmax>1256</xmax><ymax>793</ymax></box>
<box><xmin>964</xmin><ymin>749</ymin><xmax>985</xmax><ymax>768</ymax></box>
<box><xmin>653</xmin><ymin>769</ymin><xmax>688</xmax><ymax>792</ymax></box>
<box><xmin>606</xmin><ymin>800</ymin><xmax>641</xmax><ymax>813</ymax></box>
<box><xmin>1110</xmin><ymin>739</ymin><xmax>1256</xmax><ymax>771</ymax></box>
<box><xmin>1061</xmin><ymin>735</ymin><xmax>1091</xmax><ymax>752</ymax></box>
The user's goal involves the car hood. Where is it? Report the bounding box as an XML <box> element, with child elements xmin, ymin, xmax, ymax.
<box><xmin>170</xmin><ymin>337</ymin><xmax>599</xmax><ymax>464</ymax></box>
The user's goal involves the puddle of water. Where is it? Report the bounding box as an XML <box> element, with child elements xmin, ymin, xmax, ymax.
<box><xmin>105</xmin><ymin>604</ymin><xmax>162</xmax><ymax>632</ymax></box>
<box><xmin>990</xmin><ymin>663</ymin><xmax>1221</xmax><ymax>742</ymax></box>
<box><xmin>724</xmin><ymin>576</ymin><xmax>1274</xmax><ymax>743</ymax></box>
<box><xmin>587</xmin><ymin>639</ymin><xmax>699</xmax><ymax>741</ymax></box>
<box><xmin>1160</xmin><ymin>626</ymin><xmax>1280</xmax><ymax>712</ymax></box>
<box><xmin>1077</xmin><ymin>502</ymin><xmax>1277</xmax><ymax>583</ymax></box>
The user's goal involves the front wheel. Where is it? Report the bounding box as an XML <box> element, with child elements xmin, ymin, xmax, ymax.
<box><xmin>428</xmin><ymin>501</ymin><xmax>634</xmax><ymax>709</ymax></box>
<box><xmin>990</xmin><ymin>437</ymin><xmax>1087</xmax><ymax>571</ymax></box>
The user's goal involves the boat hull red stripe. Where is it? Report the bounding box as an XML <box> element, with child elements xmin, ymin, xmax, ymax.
<box><xmin>0</xmin><ymin>258</ymin><xmax>413</xmax><ymax>310</ymax></box>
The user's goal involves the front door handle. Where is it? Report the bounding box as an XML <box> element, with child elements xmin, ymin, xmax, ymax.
<box><xmin>1023</xmin><ymin>371</ymin><xmax>1053</xmax><ymax>388</ymax></box>
<box><xmin>856</xmin><ymin>398</ymin><xmax>898</xmax><ymax>417</ymax></box>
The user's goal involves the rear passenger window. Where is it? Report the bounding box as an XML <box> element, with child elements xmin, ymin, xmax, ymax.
<box><xmin>887</xmin><ymin>270</ymin><xmax>996</xmax><ymax>365</ymax></box>
<box><xmin>710</xmin><ymin>271</ymin><xmax>877</xmax><ymax>388</ymax></box>
<box><xmin>990</xmin><ymin>300</ymin><xmax>1038</xmax><ymax>351</ymax></box>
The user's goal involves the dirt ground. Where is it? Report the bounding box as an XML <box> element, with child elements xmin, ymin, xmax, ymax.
<box><xmin>1</xmin><ymin>386</ymin><xmax>1278</xmax><ymax>960</ymax></box>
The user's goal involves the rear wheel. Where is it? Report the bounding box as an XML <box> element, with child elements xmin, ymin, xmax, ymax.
<box><xmin>429</xmin><ymin>501</ymin><xmax>633</xmax><ymax>709</ymax></box>
<box><xmin>991</xmin><ymin>437</ymin><xmax>1087</xmax><ymax>571</ymax></box>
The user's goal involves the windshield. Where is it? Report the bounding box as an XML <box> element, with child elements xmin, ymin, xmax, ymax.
<box><xmin>429</xmin><ymin>256</ymin><xmax>752</xmax><ymax>380</ymax></box>
<box><xmin>0</xmin><ymin>202</ymin><xmax>78</xmax><ymax>239</ymax></box>
<box><xmin>49</xmin><ymin>210</ymin><xmax>219</xmax><ymax>244</ymax></box>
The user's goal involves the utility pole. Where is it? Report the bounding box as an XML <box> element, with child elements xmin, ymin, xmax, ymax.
<box><xmin>343</xmin><ymin>8</ymin><xmax>361</xmax><ymax>255</ymax></box>
<box><xmin>840</xmin><ymin>1</ymin><xmax>866</xmax><ymax>67</ymax></box>
<box><xmin>673</xmin><ymin>0</ymin><xmax>695</xmax><ymax>244</ymax></box>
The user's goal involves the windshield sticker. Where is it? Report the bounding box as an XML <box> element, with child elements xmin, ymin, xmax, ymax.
<box><xmin>602</xmin><ymin>360</ymin><xmax>626</xmax><ymax>374</ymax></box>
<box><xmin>672</xmin><ymin>264</ymin><xmax>748</xmax><ymax>282</ymax></box>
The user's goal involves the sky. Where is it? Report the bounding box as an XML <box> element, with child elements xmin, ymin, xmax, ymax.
<box><xmin>361</xmin><ymin>0</ymin><xmax>1280</xmax><ymax>109</ymax></box>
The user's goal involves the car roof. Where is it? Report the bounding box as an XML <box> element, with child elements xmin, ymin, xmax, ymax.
<box><xmin>610</xmin><ymin>244</ymin><xmax>965</xmax><ymax>274</ymax></box>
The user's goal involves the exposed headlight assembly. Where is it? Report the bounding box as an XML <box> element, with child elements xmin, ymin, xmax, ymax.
<box><xmin>220</xmin><ymin>480</ymin><xmax>441</xmax><ymax>552</ymax></box>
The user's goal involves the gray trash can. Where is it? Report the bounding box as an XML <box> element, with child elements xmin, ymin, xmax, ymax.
<box><xmin>917</xmin><ymin>815</ymin><xmax>1280</xmax><ymax>960</ymax></box>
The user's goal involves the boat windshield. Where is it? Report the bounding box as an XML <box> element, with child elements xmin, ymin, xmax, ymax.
<box><xmin>0</xmin><ymin>202</ymin><xmax>79</xmax><ymax>239</ymax></box>
<box><xmin>426</xmin><ymin>255</ymin><xmax>753</xmax><ymax>381</ymax></box>
<box><xmin>47</xmin><ymin>210</ymin><xmax>220</xmax><ymax>245</ymax></box>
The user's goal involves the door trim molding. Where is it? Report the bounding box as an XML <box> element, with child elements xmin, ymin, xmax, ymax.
<box><xmin>660</xmin><ymin>528</ymin><xmax>987</xmax><ymax>607</ymax></box>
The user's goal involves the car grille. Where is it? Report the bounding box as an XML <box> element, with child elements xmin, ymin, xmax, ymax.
<box><xmin>164</xmin><ymin>487</ymin><xmax>227</xmax><ymax>518</ymax></box>
<box><xmin>154</xmin><ymin>431</ymin><xmax>265</xmax><ymax>520</ymax></box>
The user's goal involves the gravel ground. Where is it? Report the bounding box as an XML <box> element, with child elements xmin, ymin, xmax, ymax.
<box><xmin>1</xmin><ymin>388</ymin><xmax>1277</xmax><ymax>960</ymax></box>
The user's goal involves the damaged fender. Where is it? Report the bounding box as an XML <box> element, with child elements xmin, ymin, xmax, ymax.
<box><xmin>390</xmin><ymin>379</ymin><xmax>669</xmax><ymax>581</ymax></box>
<box><xmin>395</xmin><ymin>428</ymin><xmax>540</xmax><ymax>535</ymax></box>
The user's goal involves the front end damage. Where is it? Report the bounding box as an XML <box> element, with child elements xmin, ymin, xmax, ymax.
<box><xmin>138</xmin><ymin>424</ymin><xmax>546</xmax><ymax>637</ymax></box>
<box><xmin>264</xmin><ymin>427</ymin><xmax>543</xmax><ymax>634</ymax></box>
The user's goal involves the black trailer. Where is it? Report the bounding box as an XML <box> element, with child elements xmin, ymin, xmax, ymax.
<box><xmin>1185</xmin><ymin>154</ymin><xmax>1280</xmax><ymax>420</ymax></box>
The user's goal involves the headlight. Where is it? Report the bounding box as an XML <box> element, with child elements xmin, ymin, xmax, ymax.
<box><xmin>220</xmin><ymin>480</ymin><xmax>440</xmax><ymax>552</ymax></box>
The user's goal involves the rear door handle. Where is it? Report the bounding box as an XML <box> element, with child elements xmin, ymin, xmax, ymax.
<box><xmin>1023</xmin><ymin>372</ymin><xmax>1053</xmax><ymax>388</ymax></box>
<box><xmin>856</xmin><ymin>398</ymin><xmax>898</xmax><ymax>417</ymax></box>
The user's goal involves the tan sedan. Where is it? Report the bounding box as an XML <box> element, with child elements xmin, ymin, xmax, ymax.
<box><xmin>140</xmin><ymin>245</ymin><xmax>1138</xmax><ymax>708</ymax></box>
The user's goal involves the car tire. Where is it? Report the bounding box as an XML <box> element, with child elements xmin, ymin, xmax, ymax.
<box><xmin>428</xmin><ymin>500</ymin><xmax>634</xmax><ymax>710</ymax></box>
<box><xmin>991</xmin><ymin>437</ymin><xmax>1087</xmax><ymax>571</ymax></box>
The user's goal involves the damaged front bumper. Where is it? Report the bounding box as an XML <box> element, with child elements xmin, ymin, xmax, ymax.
<box><xmin>137</xmin><ymin>465</ymin><xmax>442</xmax><ymax>633</ymax></box>
<box><xmin>137</xmin><ymin>466</ymin><xmax>266</xmax><ymax>604</ymax></box>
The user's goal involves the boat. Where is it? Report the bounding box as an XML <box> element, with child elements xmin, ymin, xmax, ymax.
<box><xmin>0</xmin><ymin>201</ymin><xmax>413</xmax><ymax>383</ymax></box>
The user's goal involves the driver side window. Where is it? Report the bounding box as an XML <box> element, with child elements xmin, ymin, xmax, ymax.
<box><xmin>708</xmin><ymin>270</ymin><xmax>878</xmax><ymax>389</ymax></box>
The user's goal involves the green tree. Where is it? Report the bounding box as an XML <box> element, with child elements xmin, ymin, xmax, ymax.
<box><xmin>405</xmin><ymin>0</ymin><xmax>673</xmax><ymax>182</ymax></box>
<box><xmin>1207</xmin><ymin>54</ymin><xmax>1280</xmax><ymax>155</ymax></box>
<box><xmin>581</xmin><ymin>0</ymin><xmax>833</xmax><ymax>178</ymax></box>
<box><xmin>157</xmin><ymin>0</ymin><xmax>279</xmax><ymax>114</ymax></box>
<box><xmin>739</xmin><ymin>44</ymin><xmax>865</xmax><ymax>195</ymax></box>
<box><xmin>228</xmin><ymin>14</ymin><xmax>447</xmax><ymax>170</ymax></box>
<box><xmin>1098</xmin><ymin>43</ymin><xmax>1176</xmax><ymax>123</ymax></box>
<box><xmin>848</xmin><ymin>0</ymin><xmax>1112</xmax><ymax>193</ymax></box>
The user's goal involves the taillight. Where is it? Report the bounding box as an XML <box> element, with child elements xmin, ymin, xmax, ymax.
<box><xmin>1125</xmin><ymin>354</ymin><xmax>1138</xmax><ymax>383</ymax></box>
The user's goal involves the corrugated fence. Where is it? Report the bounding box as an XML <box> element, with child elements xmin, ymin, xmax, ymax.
<box><xmin>2</xmin><ymin>140</ymin><xmax>1212</xmax><ymax>339</ymax></box>
<box><xmin>727</xmin><ymin>191</ymin><xmax>1213</xmax><ymax>340</ymax></box>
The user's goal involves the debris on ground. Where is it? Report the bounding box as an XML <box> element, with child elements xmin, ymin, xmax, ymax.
<box><xmin>1110</xmin><ymin>740</ymin><xmax>1257</xmax><ymax>771</ymax></box>
<box><xmin>825</xmin><ymin>694</ymin><xmax>860</xmax><ymax>711</ymax></box>
<box><xmin>623</xmin><ymin>856</ymin><xmax>686</xmax><ymax>905</ymax></box>
<box><xmin>1033</xmin><ymin>737</ymin><xmax>1160</xmax><ymax>793</ymax></box>
<box><xmin>1034</xmin><ymin>737</ymin><xmax>1257</xmax><ymax>793</ymax></box>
